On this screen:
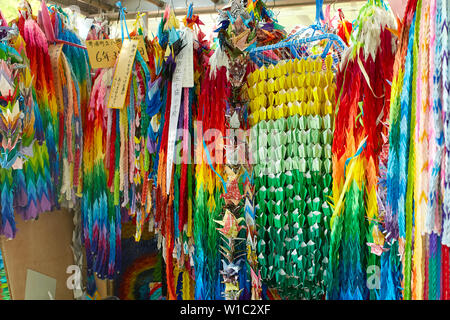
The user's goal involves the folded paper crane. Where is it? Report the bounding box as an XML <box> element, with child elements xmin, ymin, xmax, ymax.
<box><xmin>215</xmin><ymin>209</ymin><xmax>246</xmax><ymax>239</ymax></box>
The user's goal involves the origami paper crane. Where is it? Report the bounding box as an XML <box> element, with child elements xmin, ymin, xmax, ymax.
<box><xmin>221</xmin><ymin>166</ymin><xmax>244</xmax><ymax>205</ymax></box>
<box><xmin>219</xmin><ymin>238</ymin><xmax>246</xmax><ymax>263</ymax></box>
<box><xmin>215</xmin><ymin>209</ymin><xmax>245</xmax><ymax>239</ymax></box>
<box><xmin>250</xmin><ymin>267</ymin><xmax>262</xmax><ymax>300</ymax></box>
<box><xmin>367</xmin><ymin>242</ymin><xmax>389</xmax><ymax>256</ymax></box>
<box><xmin>0</xmin><ymin>98</ymin><xmax>24</xmax><ymax>169</ymax></box>
<box><xmin>220</xmin><ymin>259</ymin><xmax>241</xmax><ymax>281</ymax></box>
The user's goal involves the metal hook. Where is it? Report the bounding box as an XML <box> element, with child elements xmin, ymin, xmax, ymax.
<box><xmin>135</xmin><ymin>0</ymin><xmax>141</xmax><ymax>12</ymax></box>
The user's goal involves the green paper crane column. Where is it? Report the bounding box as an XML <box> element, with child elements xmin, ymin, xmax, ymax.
<box><xmin>250</xmin><ymin>57</ymin><xmax>335</xmax><ymax>299</ymax></box>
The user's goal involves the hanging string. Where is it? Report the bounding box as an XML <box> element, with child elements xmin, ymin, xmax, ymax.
<box><xmin>116</xmin><ymin>1</ymin><xmax>131</xmax><ymax>42</ymax></box>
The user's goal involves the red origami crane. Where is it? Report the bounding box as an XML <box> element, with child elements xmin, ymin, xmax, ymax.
<box><xmin>222</xmin><ymin>172</ymin><xmax>244</xmax><ymax>205</ymax></box>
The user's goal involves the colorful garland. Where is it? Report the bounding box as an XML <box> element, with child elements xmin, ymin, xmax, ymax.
<box><xmin>0</xmin><ymin>0</ymin><xmax>449</xmax><ymax>301</ymax></box>
<box><xmin>329</xmin><ymin>0</ymin><xmax>397</xmax><ymax>300</ymax></box>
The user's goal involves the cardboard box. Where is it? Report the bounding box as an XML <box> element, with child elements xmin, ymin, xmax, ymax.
<box><xmin>0</xmin><ymin>209</ymin><xmax>76</xmax><ymax>300</ymax></box>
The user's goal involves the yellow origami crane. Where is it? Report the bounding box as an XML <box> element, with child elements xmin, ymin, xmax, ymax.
<box><xmin>215</xmin><ymin>209</ymin><xmax>245</xmax><ymax>239</ymax></box>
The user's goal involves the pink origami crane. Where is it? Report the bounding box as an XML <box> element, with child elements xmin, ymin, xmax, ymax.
<box><xmin>366</xmin><ymin>242</ymin><xmax>389</xmax><ymax>256</ymax></box>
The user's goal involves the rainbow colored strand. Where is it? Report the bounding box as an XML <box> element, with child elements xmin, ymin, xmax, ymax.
<box><xmin>191</xmin><ymin>44</ymin><xmax>228</xmax><ymax>299</ymax></box>
<box><xmin>50</xmin><ymin>48</ymin><xmax>82</xmax><ymax>207</ymax></box>
<box><xmin>82</xmin><ymin>68</ymin><xmax>114</xmax><ymax>279</ymax></box>
<box><xmin>0</xmin><ymin>34</ymin><xmax>52</xmax><ymax>238</ymax></box>
<box><xmin>11</xmin><ymin>34</ymin><xmax>53</xmax><ymax>223</ymax></box>
<box><xmin>412</xmin><ymin>0</ymin><xmax>430</xmax><ymax>300</ymax></box>
<box><xmin>442</xmin><ymin>0</ymin><xmax>450</xmax><ymax>249</ymax></box>
<box><xmin>442</xmin><ymin>0</ymin><xmax>450</xmax><ymax>300</ymax></box>
<box><xmin>329</xmin><ymin>0</ymin><xmax>397</xmax><ymax>300</ymax></box>
<box><xmin>385</xmin><ymin>0</ymin><xmax>418</xmax><ymax>300</ymax></box>
<box><xmin>18</xmin><ymin>11</ymin><xmax>59</xmax><ymax>208</ymax></box>
<box><xmin>385</xmin><ymin>0</ymin><xmax>450</xmax><ymax>300</ymax></box>
<box><xmin>153</xmin><ymin>9</ymin><xmax>181</xmax><ymax>300</ymax></box>
<box><xmin>83</xmin><ymin>44</ymin><xmax>152</xmax><ymax>280</ymax></box>
<box><xmin>52</xmin><ymin>8</ymin><xmax>92</xmax><ymax>203</ymax></box>
<box><xmin>427</xmin><ymin>0</ymin><xmax>442</xmax><ymax>300</ymax></box>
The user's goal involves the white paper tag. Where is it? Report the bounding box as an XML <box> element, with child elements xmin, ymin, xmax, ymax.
<box><xmin>166</xmin><ymin>30</ymin><xmax>187</xmax><ymax>194</ymax></box>
<box><xmin>182</xmin><ymin>28</ymin><xmax>194</xmax><ymax>88</ymax></box>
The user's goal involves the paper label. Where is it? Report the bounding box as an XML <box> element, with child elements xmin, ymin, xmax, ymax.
<box><xmin>165</xmin><ymin>28</ymin><xmax>194</xmax><ymax>194</ymax></box>
<box><xmin>182</xmin><ymin>29</ymin><xmax>194</xmax><ymax>88</ymax></box>
<box><xmin>86</xmin><ymin>39</ymin><xmax>120</xmax><ymax>69</ymax></box>
<box><xmin>107</xmin><ymin>39</ymin><xmax>139</xmax><ymax>109</ymax></box>
<box><xmin>115</xmin><ymin>35</ymin><xmax>149</xmax><ymax>62</ymax></box>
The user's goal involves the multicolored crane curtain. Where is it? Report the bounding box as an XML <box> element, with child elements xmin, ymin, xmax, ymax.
<box><xmin>82</xmin><ymin>27</ymin><xmax>151</xmax><ymax>282</ymax></box>
<box><xmin>0</xmin><ymin>11</ymin><xmax>52</xmax><ymax>239</ymax></box>
<box><xmin>386</xmin><ymin>0</ymin><xmax>450</xmax><ymax>300</ymax></box>
<box><xmin>385</xmin><ymin>0</ymin><xmax>419</xmax><ymax>300</ymax></box>
<box><xmin>151</xmin><ymin>8</ymin><xmax>198</xmax><ymax>300</ymax></box>
<box><xmin>212</xmin><ymin>0</ymin><xmax>284</xmax><ymax>300</ymax></box>
<box><xmin>82</xmin><ymin>4</ymin><xmax>151</xmax><ymax>287</ymax></box>
<box><xmin>329</xmin><ymin>0</ymin><xmax>397</xmax><ymax>300</ymax></box>
<box><xmin>190</xmin><ymin>0</ymin><xmax>285</xmax><ymax>301</ymax></box>
<box><xmin>0</xmin><ymin>1</ymin><xmax>91</xmax><ymax>241</ymax></box>
<box><xmin>5</xmin><ymin>0</ymin><xmax>450</xmax><ymax>302</ymax></box>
